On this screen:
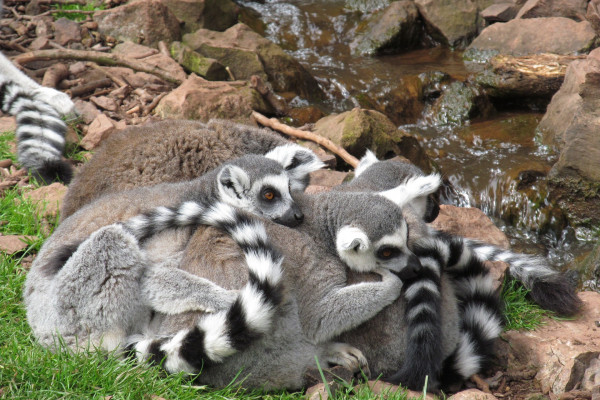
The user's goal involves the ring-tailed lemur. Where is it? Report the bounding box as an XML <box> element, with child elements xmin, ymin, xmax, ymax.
<box><xmin>24</xmin><ymin>146</ymin><xmax>323</xmax><ymax>352</ymax></box>
<box><xmin>107</xmin><ymin>176</ymin><xmax>478</xmax><ymax>391</ymax></box>
<box><xmin>60</xmin><ymin>119</ymin><xmax>292</xmax><ymax>219</ymax></box>
<box><xmin>347</xmin><ymin>151</ymin><xmax>582</xmax><ymax>317</ymax></box>
<box><xmin>0</xmin><ymin>9</ymin><xmax>75</xmax><ymax>183</ymax></box>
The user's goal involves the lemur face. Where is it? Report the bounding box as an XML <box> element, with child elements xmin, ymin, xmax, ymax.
<box><xmin>335</xmin><ymin>198</ymin><xmax>423</xmax><ymax>281</ymax></box>
<box><xmin>217</xmin><ymin>145</ymin><xmax>324</xmax><ymax>228</ymax></box>
<box><xmin>249</xmin><ymin>173</ymin><xmax>304</xmax><ymax>227</ymax></box>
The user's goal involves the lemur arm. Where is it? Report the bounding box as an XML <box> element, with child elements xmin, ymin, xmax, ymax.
<box><xmin>141</xmin><ymin>255</ymin><xmax>238</xmax><ymax>315</ymax></box>
<box><xmin>296</xmin><ymin>262</ymin><xmax>403</xmax><ymax>343</ymax></box>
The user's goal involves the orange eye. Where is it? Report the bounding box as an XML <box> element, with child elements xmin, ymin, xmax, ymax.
<box><xmin>382</xmin><ymin>249</ymin><xmax>392</xmax><ymax>258</ymax></box>
<box><xmin>264</xmin><ymin>191</ymin><xmax>275</xmax><ymax>200</ymax></box>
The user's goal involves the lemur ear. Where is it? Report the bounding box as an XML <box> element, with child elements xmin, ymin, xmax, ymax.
<box><xmin>379</xmin><ymin>174</ymin><xmax>441</xmax><ymax>217</ymax></box>
<box><xmin>336</xmin><ymin>225</ymin><xmax>370</xmax><ymax>254</ymax></box>
<box><xmin>265</xmin><ymin>144</ymin><xmax>324</xmax><ymax>191</ymax></box>
<box><xmin>217</xmin><ymin>165</ymin><xmax>251</xmax><ymax>204</ymax></box>
<box><xmin>354</xmin><ymin>150</ymin><xmax>379</xmax><ymax>177</ymax></box>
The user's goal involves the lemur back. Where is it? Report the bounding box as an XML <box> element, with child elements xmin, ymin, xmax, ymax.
<box><xmin>0</xmin><ymin>38</ymin><xmax>75</xmax><ymax>183</ymax></box>
<box><xmin>61</xmin><ymin>119</ymin><xmax>290</xmax><ymax>219</ymax></box>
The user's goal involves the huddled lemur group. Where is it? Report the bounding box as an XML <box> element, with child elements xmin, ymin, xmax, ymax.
<box><xmin>0</xmin><ymin>17</ymin><xmax>581</xmax><ymax>390</ymax></box>
<box><xmin>18</xmin><ymin>116</ymin><xmax>582</xmax><ymax>392</ymax></box>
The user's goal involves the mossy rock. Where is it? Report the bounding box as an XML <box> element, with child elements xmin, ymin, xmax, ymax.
<box><xmin>313</xmin><ymin>108</ymin><xmax>433</xmax><ymax>170</ymax></box>
<box><xmin>170</xmin><ymin>41</ymin><xmax>228</xmax><ymax>81</ymax></box>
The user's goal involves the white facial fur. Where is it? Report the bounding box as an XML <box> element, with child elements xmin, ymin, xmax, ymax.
<box><xmin>335</xmin><ymin>222</ymin><xmax>411</xmax><ymax>274</ymax></box>
<box><xmin>248</xmin><ymin>172</ymin><xmax>296</xmax><ymax>220</ymax></box>
<box><xmin>264</xmin><ymin>144</ymin><xmax>324</xmax><ymax>191</ymax></box>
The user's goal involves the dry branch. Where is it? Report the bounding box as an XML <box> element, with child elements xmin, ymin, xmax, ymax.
<box><xmin>66</xmin><ymin>77</ymin><xmax>112</xmax><ymax>97</ymax></box>
<box><xmin>42</xmin><ymin>63</ymin><xmax>69</xmax><ymax>88</ymax></box>
<box><xmin>14</xmin><ymin>49</ymin><xmax>183</xmax><ymax>85</ymax></box>
<box><xmin>252</xmin><ymin>111</ymin><xmax>359</xmax><ymax>168</ymax></box>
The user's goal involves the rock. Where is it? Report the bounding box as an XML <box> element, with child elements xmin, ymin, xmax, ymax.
<box><xmin>466</xmin><ymin>18</ymin><xmax>598</xmax><ymax>59</ymax></box>
<box><xmin>312</xmin><ymin>108</ymin><xmax>431</xmax><ymax>169</ymax></box>
<box><xmin>356</xmin><ymin>72</ymin><xmax>450</xmax><ymax>125</ymax></box>
<box><xmin>500</xmin><ymin>291</ymin><xmax>600</xmax><ymax>394</ymax></box>
<box><xmin>113</xmin><ymin>42</ymin><xmax>187</xmax><ymax>83</ymax></box>
<box><xmin>52</xmin><ymin>17</ymin><xmax>82</xmax><ymax>46</ymax></box>
<box><xmin>183</xmin><ymin>23</ymin><xmax>323</xmax><ymax>100</ymax></box>
<box><xmin>155</xmin><ymin>0</ymin><xmax>239</xmax><ymax>33</ymax></box>
<box><xmin>414</xmin><ymin>0</ymin><xmax>494</xmax><ymax>48</ymax></box>
<box><xmin>587</xmin><ymin>0</ymin><xmax>600</xmax><ymax>34</ymax></box>
<box><xmin>449</xmin><ymin>389</ymin><xmax>499</xmax><ymax>400</ymax></box>
<box><xmin>431</xmin><ymin>205</ymin><xmax>510</xmax><ymax>248</ymax></box>
<box><xmin>287</xmin><ymin>106</ymin><xmax>325</xmax><ymax>126</ymax></box>
<box><xmin>349</xmin><ymin>1</ymin><xmax>422</xmax><ymax>55</ymax></box>
<box><xmin>73</xmin><ymin>99</ymin><xmax>101</xmax><ymax>125</ymax></box>
<box><xmin>90</xmin><ymin>96</ymin><xmax>118</xmax><ymax>112</ymax></box>
<box><xmin>423</xmin><ymin>80</ymin><xmax>494</xmax><ymax>126</ymax></box>
<box><xmin>537</xmin><ymin>49</ymin><xmax>600</xmax><ymax>227</ymax></box>
<box><xmin>80</xmin><ymin>114</ymin><xmax>119</xmax><ymax>150</ymax></box>
<box><xmin>515</xmin><ymin>0</ymin><xmax>588</xmax><ymax>20</ymax></box>
<box><xmin>480</xmin><ymin>3</ymin><xmax>519</xmax><ymax>23</ymax></box>
<box><xmin>473</xmin><ymin>53</ymin><xmax>584</xmax><ymax>105</ymax></box>
<box><xmin>579</xmin><ymin>241</ymin><xmax>600</xmax><ymax>291</ymax></box>
<box><xmin>106</xmin><ymin>67</ymin><xmax>166</xmax><ymax>89</ymax></box>
<box><xmin>29</xmin><ymin>36</ymin><xmax>51</xmax><ymax>51</ymax></box>
<box><xmin>113</xmin><ymin>41</ymin><xmax>158</xmax><ymax>59</ymax></box>
<box><xmin>345</xmin><ymin>0</ymin><xmax>393</xmax><ymax>13</ymax></box>
<box><xmin>24</xmin><ymin>182</ymin><xmax>67</xmax><ymax>218</ymax></box>
<box><xmin>169</xmin><ymin>41</ymin><xmax>228</xmax><ymax>81</ymax></box>
<box><xmin>94</xmin><ymin>1</ymin><xmax>181</xmax><ymax>47</ymax></box>
<box><xmin>154</xmin><ymin>74</ymin><xmax>273</xmax><ymax>123</ymax></box>
<box><xmin>0</xmin><ymin>235</ymin><xmax>35</xmax><ymax>254</ymax></box>
<box><xmin>309</xmin><ymin>170</ymin><xmax>349</xmax><ymax>188</ymax></box>
<box><xmin>359</xmin><ymin>381</ymin><xmax>437</xmax><ymax>399</ymax></box>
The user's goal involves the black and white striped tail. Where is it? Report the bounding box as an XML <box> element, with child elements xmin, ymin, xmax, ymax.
<box><xmin>0</xmin><ymin>79</ymin><xmax>72</xmax><ymax>183</ymax></box>
<box><xmin>463</xmin><ymin>239</ymin><xmax>581</xmax><ymax>316</ymax></box>
<box><xmin>124</xmin><ymin>200</ymin><xmax>284</xmax><ymax>374</ymax></box>
<box><xmin>385</xmin><ymin>239</ymin><xmax>446</xmax><ymax>390</ymax></box>
<box><xmin>430</xmin><ymin>232</ymin><xmax>504</xmax><ymax>389</ymax></box>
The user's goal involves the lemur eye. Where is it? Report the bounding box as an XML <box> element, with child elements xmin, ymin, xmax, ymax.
<box><xmin>263</xmin><ymin>189</ymin><xmax>276</xmax><ymax>201</ymax></box>
<box><xmin>377</xmin><ymin>247</ymin><xmax>400</xmax><ymax>260</ymax></box>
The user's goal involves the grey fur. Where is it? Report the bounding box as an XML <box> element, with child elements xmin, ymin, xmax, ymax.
<box><xmin>60</xmin><ymin>119</ymin><xmax>292</xmax><ymax>219</ymax></box>
<box><xmin>24</xmin><ymin>149</ymin><xmax>322</xmax><ymax>352</ymax></box>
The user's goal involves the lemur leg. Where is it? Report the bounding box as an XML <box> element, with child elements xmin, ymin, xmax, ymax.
<box><xmin>319</xmin><ymin>342</ymin><xmax>371</xmax><ymax>378</ymax></box>
<box><xmin>53</xmin><ymin>224</ymin><xmax>150</xmax><ymax>352</ymax></box>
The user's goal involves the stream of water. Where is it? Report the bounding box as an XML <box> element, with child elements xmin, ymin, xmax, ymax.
<box><xmin>239</xmin><ymin>0</ymin><xmax>597</xmax><ymax>285</ymax></box>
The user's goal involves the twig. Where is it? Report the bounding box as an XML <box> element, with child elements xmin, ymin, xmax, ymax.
<box><xmin>87</xmin><ymin>62</ymin><xmax>128</xmax><ymax>88</ymax></box>
<box><xmin>0</xmin><ymin>40</ymin><xmax>28</xmax><ymax>53</ymax></box>
<box><xmin>158</xmin><ymin>41</ymin><xmax>170</xmax><ymax>58</ymax></box>
<box><xmin>42</xmin><ymin>63</ymin><xmax>69</xmax><ymax>88</ymax></box>
<box><xmin>143</xmin><ymin>92</ymin><xmax>166</xmax><ymax>116</ymax></box>
<box><xmin>66</xmin><ymin>77</ymin><xmax>112</xmax><ymax>97</ymax></box>
<box><xmin>251</xmin><ymin>111</ymin><xmax>359</xmax><ymax>168</ymax></box>
<box><xmin>225</xmin><ymin>66</ymin><xmax>235</xmax><ymax>81</ymax></box>
<box><xmin>126</xmin><ymin>104</ymin><xmax>141</xmax><ymax>115</ymax></box>
<box><xmin>10</xmin><ymin>0</ymin><xmax>90</xmax><ymax>4</ymax></box>
<box><xmin>14</xmin><ymin>49</ymin><xmax>183</xmax><ymax>85</ymax></box>
<box><xmin>250</xmin><ymin>75</ymin><xmax>288</xmax><ymax>116</ymax></box>
<box><xmin>470</xmin><ymin>374</ymin><xmax>491</xmax><ymax>393</ymax></box>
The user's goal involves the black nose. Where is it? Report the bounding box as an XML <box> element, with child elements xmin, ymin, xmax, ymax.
<box><xmin>397</xmin><ymin>254</ymin><xmax>422</xmax><ymax>281</ymax></box>
<box><xmin>294</xmin><ymin>211</ymin><xmax>304</xmax><ymax>223</ymax></box>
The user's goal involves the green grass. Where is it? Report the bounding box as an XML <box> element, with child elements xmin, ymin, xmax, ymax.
<box><xmin>0</xmin><ymin>130</ymin><xmax>17</xmax><ymax>162</ymax></box>
<box><xmin>501</xmin><ymin>277</ymin><xmax>551</xmax><ymax>331</ymax></box>
<box><xmin>52</xmin><ymin>2</ymin><xmax>105</xmax><ymax>21</ymax></box>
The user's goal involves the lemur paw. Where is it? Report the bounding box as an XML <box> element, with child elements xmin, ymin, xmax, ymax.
<box><xmin>322</xmin><ymin>342</ymin><xmax>370</xmax><ymax>379</ymax></box>
<box><xmin>33</xmin><ymin>87</ymin><xmax>77</xmax><ymax>118</ymax></box>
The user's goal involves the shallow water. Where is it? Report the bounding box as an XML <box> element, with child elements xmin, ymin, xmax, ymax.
<box><xmin>240</xmin><ymin>0</ymin><xmax>597</xmax><ymax>282</ymax></box>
